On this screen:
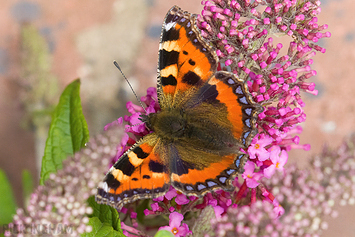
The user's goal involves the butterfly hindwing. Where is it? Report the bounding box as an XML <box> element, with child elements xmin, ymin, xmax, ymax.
<box><xmin>202</xmin><ymin>71</ymin><xmax>260</xmax><ymax>144</ymax></box>
<box><xmin>171</xmin><ymin>153</ymin><xmax>249</xmax><ymax>195</ymax></box>
<box><xmin>96</xmin><ymin>134</ymin><xmax>170</xmax><ymax>209</ymax></box>
<box><xmin>169</xmin><ymin>71</ymin><xmax>261</xmax><ymax>195</ymax></box>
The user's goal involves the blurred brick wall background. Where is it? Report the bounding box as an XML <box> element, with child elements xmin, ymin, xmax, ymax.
<box><xmin>0</xmin><ymin>0</ymin><xmax>354</xmax><ymax>235</ymax></box>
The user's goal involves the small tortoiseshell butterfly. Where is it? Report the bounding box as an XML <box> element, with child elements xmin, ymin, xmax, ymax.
<box><xmin>96</xmin><ymin>6</ymin><xmax>261</xmax><ymax>209</ymax></box>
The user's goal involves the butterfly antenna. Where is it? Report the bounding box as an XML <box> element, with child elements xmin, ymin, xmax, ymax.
<box><xmin>127</xmin><ymin>122</ymin><xmax>145</xmax><ymax>129</ymax></box>
<box><xmin>113</xmin><ymin>60</ymin><xmax>147</xmax><ymax>113</ymax></box>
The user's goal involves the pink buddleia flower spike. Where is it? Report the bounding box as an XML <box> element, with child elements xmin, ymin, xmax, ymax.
<box><xmin>158</xmin><ymin>212</ymin><xmax>192</xmax><ymax>237</ymax></box>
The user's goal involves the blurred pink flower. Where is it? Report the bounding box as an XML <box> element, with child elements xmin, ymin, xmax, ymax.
<box><xmin>264</xmin><ymin>148</ymin><xmax>288</xmax><ymax>178</ymax></box>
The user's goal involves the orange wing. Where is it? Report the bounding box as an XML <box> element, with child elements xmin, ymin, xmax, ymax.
<box><xmin>96</xmin><ymin>134</ymin><xmax>170</xmax><ymax>209</ymax></box>
<box><xmin>169</xmin><ymin>71</ymin><xmax>262</xmax><ymax>196</ymax></box>
<box><xmin>157</xmin><ymin>6</ymin><xmax>217</xmax><ymax>108</ymax></box>
<box><xmin>171</xmin><ymin>153</ymin><xmax>248</xmax><ymax>196</ymax></box>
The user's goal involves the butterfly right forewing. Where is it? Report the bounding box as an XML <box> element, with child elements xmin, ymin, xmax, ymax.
<box><xmin>157</xmin><ymin>6</ymin><xmax>217</xmax><ymax>109</ymax></box>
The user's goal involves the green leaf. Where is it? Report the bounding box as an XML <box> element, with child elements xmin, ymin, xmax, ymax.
<box><xmin>86</xmin><ymin>196</ymin><xmax>121</xmax><ymax>231</ymax></box>
<box><xmin>87</xmin><ymin>196</ymin><xmax>123</xmax><ymax>233</ymax></box>
<box><xmin>82</xmin><ymin>217</ymin><xmax>124</xmax><ymax>237</ymax></box>
<box><xmin>22</xmin><ymin>169</ymin><xmax>34</xmax><ymax>207</ymax></box>
<box><xmin>83</xmin><ymin>196</ymin><xmax>125</xmax><ymax>237</ymax></box>
<box><xmin>40</xmin><ymin>79</ymin><xmax>89</xmax><ymax>184</ymax></box>
<box><xmin>0</xmin><ymin>169</ymin><xmax>17</xmax><ymax>225</ymax></box>
<box><xmin>154</xmin><ymin>230</ymin><xmax>174</xmax><ymax>237</ymax></box>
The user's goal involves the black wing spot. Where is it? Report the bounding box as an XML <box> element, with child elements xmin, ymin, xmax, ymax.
<box><xmin>114</xmin><ymin>155</ymin><xmax>135</xmax><ymax>176</ymax></box>
<box><xmin>159</xmin><ymin>49</ymin><xmax>179</xmax><ymax>70</ymax></box>
<box><xmin>132</xmin><ymin>177</ymin><xmax>138</xmax><ymax>181</ymax></box>
<box><xmin>161</xmin><ymin>75</ymin><xmax>177</xmax><ymax>86</ymax></box>
<box><xmin>104</xmin><ymin>173</ymin><xmax>121</xmax><ymax>189</ymax></box>
<box><xmin>182</xmin><ymin>71</ymin><xmax>201</xmax><ymax>85</ymax></box>
<box><xmin>133</xmin><ymin>146</ymin><xmax>149</xmax><ymax>159</ymax></box>
<box><xmin>183</xmin><ymin>50</ymin><xmax>188</xmax><ymax>55</ymax></box>
<box><xmin>161</xmin><ymin>28</ymin><xmax>180</xmax><ymax>42</ymax></box>
<box><xmin>143</xmin><ymin>175</ymin><xmax>151</xmax><ymax>179</ymax></box>
<box><xmin>188</xmin><ymin>59</ymin><xmax>196</xmax><ymax>66</ymax></box>
<box><xmin>149</xmin><ymin>160</ymin><xmax>165</xmax><ymax>173</ymax></box>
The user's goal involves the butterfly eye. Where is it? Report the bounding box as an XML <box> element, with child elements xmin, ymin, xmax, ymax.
<box><xmin>141</xmin><ymin>113</ymin><xmax>155</xmax><ymax>131</ymax></box>
<box><xmin>139</xmin><ymin>114</ymin><xmax>148</xmax><ymax>122</ymax></box>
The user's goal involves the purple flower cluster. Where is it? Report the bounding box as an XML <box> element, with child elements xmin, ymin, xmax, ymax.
<box><xmin>194</xmin><ymin>0</ymin><xmax>330</xmax><ymax>209</ymax></box>
<box><xmin>206</xmin><ymin>135</ymin><xmax>355</xmax><ymax>236</ymax></box>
